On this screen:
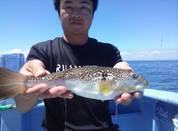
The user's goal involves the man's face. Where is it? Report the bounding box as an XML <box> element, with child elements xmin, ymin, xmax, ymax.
<box><xmin>60</xmin><ymin>0</ymin><xmax>93</xmax><ymax>35</ymax></box>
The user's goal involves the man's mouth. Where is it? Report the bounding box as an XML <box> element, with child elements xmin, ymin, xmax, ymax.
<box><xmin>70</xmin><ymin>21</ymin><xmax>83</xmax><ymax>25</ymax></box>
<box><xmin>69</xmin><ymin>18</ymin><xmax>83</xmax><ymax>26</ymax></box>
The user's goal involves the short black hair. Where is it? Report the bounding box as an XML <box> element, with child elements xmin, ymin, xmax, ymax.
<box><xmin>54</xmin><ymin>0</ymin><xmax>98</xmax><ymax>14</ymax></box>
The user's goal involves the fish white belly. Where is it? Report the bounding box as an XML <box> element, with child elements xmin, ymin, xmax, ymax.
<box><xmin>64</xmin><ymin>80</ymin><xmax>119</xmax><ymax>100</ymax></box>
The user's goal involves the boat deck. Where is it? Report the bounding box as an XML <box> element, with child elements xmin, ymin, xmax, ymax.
<box><xmin>0</xmin><ymin>89</ymin><xmax>178</xmax><ymax>131</ymax></box>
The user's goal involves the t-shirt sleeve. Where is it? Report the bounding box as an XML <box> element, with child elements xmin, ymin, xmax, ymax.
<box><xmin>98</xmin><ymin>43</ymin><xmax>122</xmax><ymax>67</ymax></box>
<box><xmin>109</xmin><ymin>45</ymin><xmax>122</xmax><ymax>66</ymax></box>
<box><xmin>26</xmin><ymin>42</ymin><xmax>50</xmax><ymax>66</ymax></box>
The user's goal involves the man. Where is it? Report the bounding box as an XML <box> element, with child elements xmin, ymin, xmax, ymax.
<box><xmin>15</xmin><ymin>0</ymin><xmax>141</xmax><ymax>130</ymax></box>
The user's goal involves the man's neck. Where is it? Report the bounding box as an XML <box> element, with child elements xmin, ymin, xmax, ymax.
<box><xmin>63</xmin><ymin>34</ymin><xmax>88</xmax><ymax>45</ymax></box>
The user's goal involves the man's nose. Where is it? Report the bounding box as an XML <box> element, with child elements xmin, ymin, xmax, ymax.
<box><xmin>70</xmin><ymin>8</ymin><xmax>83</xmax><ymax>18</ymax></box>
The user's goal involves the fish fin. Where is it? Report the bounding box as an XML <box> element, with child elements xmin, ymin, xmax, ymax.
<box><xmin>14</xmin><ymin>94</ymin><xmax>38</xmax><ymax>112</ymax></box>
<box><xmin>0</xmin><ymin>68</ymin><xmax>26</xmax><ymax>100</ymax></box>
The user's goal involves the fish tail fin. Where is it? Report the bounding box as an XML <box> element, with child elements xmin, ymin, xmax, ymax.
<box><xmin>0</xmin><ymin>67</ymin><xmax>26</xmax><ymax>100</ymax></box>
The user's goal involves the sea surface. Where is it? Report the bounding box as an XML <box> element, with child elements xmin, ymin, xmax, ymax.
<box><xmin>128</xmin><ymin>60</ymin><xmax>178</xmax><ymax>93</ymax></box>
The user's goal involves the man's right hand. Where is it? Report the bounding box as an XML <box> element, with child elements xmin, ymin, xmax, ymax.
<box><xmin>15</xmin><ymin>59</ymin><xmax>73</xmax><ymax>112</ymax></box>
<box><xmin>20</xmin><ymin>59</ymin><xmax>74</xmax><ymax>99</ymax></box>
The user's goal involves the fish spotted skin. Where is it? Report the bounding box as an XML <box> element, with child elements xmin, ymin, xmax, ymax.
<box><xmin>0</xmin><ymin>66</ymin><xmax>148</xmax><ymax>100</ymax></box>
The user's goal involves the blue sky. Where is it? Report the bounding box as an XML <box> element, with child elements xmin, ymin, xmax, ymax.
<box><xmin>0</xmin><ymin>0</ymin><xmax>178</xmax><ymax>60</ymax></box>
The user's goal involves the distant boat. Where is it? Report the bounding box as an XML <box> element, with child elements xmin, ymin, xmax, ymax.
<box><xmin>0</xmin><ymin>89</ymin><xmax>178</xmax><ymax>131</ymax></box>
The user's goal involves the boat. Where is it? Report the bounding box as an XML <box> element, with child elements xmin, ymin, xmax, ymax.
<box><xmin>0</xmin><ymin>89</ymin><xmax>178</xmax><ymax>131</ymax></box>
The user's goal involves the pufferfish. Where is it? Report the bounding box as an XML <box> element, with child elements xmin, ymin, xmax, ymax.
<box><xmin>0</xmin><ymin>66</ymin><xmax>148</xmax><ymax>100</ymax></box>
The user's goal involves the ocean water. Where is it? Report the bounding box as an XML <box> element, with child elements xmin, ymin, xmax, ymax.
<box><xmin>128</xmin><ymin>60</ymin><xmax>178</xmax><ymax>93</ymax></box>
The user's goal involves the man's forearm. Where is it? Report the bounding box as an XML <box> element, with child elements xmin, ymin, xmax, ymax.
<box><xmin>14</xmin><ymin>95</ymin><xmax>38</xmax><ymax>112</ymax></box>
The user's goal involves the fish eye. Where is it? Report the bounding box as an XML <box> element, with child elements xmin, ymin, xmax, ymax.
<box><xmin>132</xmin><ymin>73</ymin><xmax>138</xmax><ymax>79</ymax></box>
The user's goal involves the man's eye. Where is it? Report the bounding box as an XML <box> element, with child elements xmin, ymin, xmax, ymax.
<box><xmin>81</xmin><ymin>7</ymin><xmax>87</xmax><ymax>9</ymax></box>
<box><xmin>65</xmin><ymin>6</ymin><xmax>72</xmax><ymax>10</ymax></box>
<box><xmin>81</xmin><ymin>7</ymin><xmax>91</xmax><ymax>12</ymax></box>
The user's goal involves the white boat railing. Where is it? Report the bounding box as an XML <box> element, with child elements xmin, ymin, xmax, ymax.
<box><xmin>144</xmin><ymin>89</ymin><xmax>178</xmax><ymax>105</ymax></box>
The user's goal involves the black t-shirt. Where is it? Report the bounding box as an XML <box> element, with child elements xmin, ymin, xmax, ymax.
<box><xmin>27</xmin><ymin>37</ymin><xmax>122</xmax><ymax>131</ymax></box>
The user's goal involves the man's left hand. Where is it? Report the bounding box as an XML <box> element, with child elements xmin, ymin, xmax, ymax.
<box><xmin>113</xmin><ymin>61</ymin><xmax>143</xmax><ymax>105</ymax></box>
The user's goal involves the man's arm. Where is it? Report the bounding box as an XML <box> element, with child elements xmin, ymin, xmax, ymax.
<box><xmin>14</xmin><ymin>59</ymin><xmax>49</xmax><ymax>112</ymax></box>
<box><xmin>15</xmin><ymin>59</ymin><xmax>73</xmax><ymax>112</ymax></box>
<box><xmin>113</xmin><ymin>61</ymin><xmax>142</xmax><ymax>105</ymax></box>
